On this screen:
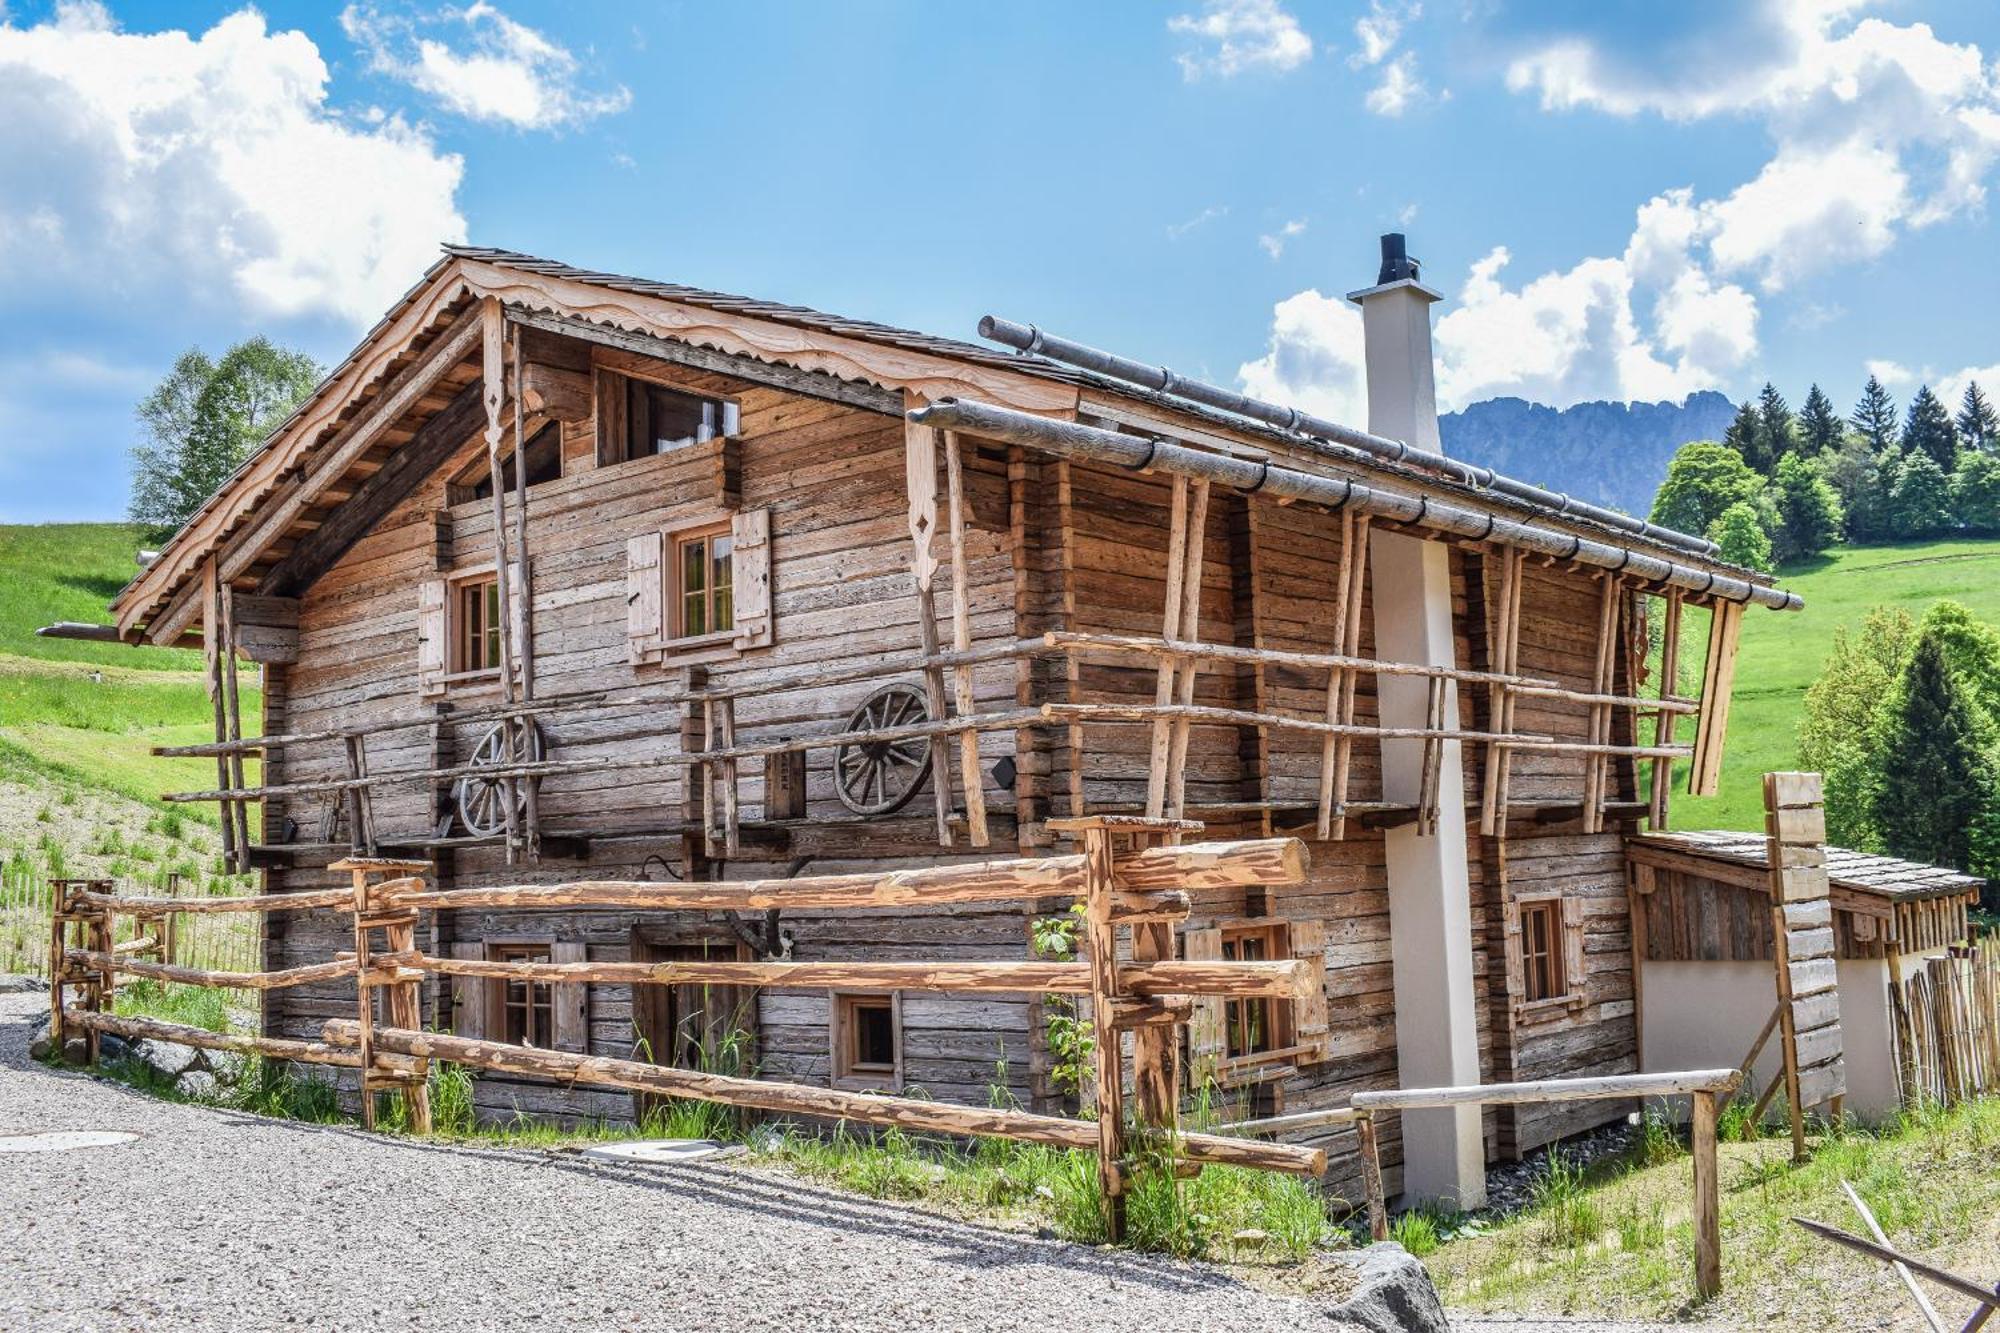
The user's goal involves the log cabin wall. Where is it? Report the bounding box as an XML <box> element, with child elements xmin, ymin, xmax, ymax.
<box><xmin>260</xmin><ymin>336</ymin><xmax>1038</xmax><ymax>1120</ymax></box>
<box><xmin>248</xmin><ymin>317</ymin><xmax>1651</xmax><ymax>1160</ymax></box>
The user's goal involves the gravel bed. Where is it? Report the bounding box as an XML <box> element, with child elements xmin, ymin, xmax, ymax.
<box><xmin>1</xmin><ymin>992</ymin><xmax>1332</xmax><ymax>1332</ymax></box>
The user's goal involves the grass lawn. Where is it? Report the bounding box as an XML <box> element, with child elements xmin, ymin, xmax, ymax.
<box><xmin>1430</xmin><ymin>1098</ymin><xmax>2000</xmax><ymax>1328</ymax></box>
<box><xmin>0</xmin><ymin>522</ymin><xmax>200</xmax><ymax>670</ymax></box>
<box><xmin>1670</xmin><ymin>539</ymin><xmax>2000</xmax><ymax>831</ymax></box>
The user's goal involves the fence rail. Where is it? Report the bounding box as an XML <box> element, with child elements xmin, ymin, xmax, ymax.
<box><xmin>1891</xmin><ymin>937</ymin><xmax>1999</xmax><ymax>1107</ymax></box>
<box><xmin>49</xmin><ymin>819</ymin><xmax>1322</xmax><ymax>1241</ymax></box>
<box><xmin>7</xmin><ymin>871</ymin><xmax>259</xmax><ymax>980</ymax></box>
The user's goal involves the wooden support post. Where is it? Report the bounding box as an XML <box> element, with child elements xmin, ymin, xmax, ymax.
<box><xmin>1480</xmin><ymin>548</ymin><xmax>1524</xmax><ymax>836</ymax></box>
<box><xmin>1145</xmin><ymin>476</ymin><xmax>1192</xmax><ymax>820</ymax></box>
<box><xmin>337</xmin><ymin>857</ymin><xmax>433</xmax><ymax>1133</ymax></box>
<box><xmin>218</xmin><ymin>584</ymin><xmax>250</xmax><ymax>871</ymax></box>
<box><xmin>1318</xmin><ymin>513</ymin><xmax>1371</xmax><ymax>839</ymax></box>
<box><xmin>48</xmin><ymin>884</ymin><xmax>69</xmax><ymax>1053</ymax></box>
<box><xmin>941</xmin><ymin>431</ymin><xmax>990</xmax><ymax>846</ymax></box>
<box><xmin>1691</xmin><ymin>1087</ymin><xmax>1722</xmax><ymax>1300</ymax></box>
<box><xmin>510</xmin><ymin>330</ymin><xmax>541</xmax><ymax>865</ymax></box>
<box><xmin>1075</xmin><ymin>819</ymin><xmax>1128</xmax><ymax>1240</ymax></box>
<box><xmin>479</xmin><ymin>299</ymin><xmax>523</xmax><ymax>865</ymax></box>
<box><xmin>201</xmin><ymin>561</ymin><xmax>238</xmax><ymax>874</ymax></box>
<box><xmin>1648</xmin><ymin>589</ymin><xmax>1684</xmax><ymax>831</ymax></box>
<box><xmin>717</xmin><ymin>696</ymin><xmax>741</xmax><ymax>859</ymax></box>
<box><xmin>1165</xmin><ymin>480</ymin><xmax>1212</xmax><ymax>821</ymax></box>
<box><xmin>700</xmin><ymin>697</ymin><xmax>720</xmax><ymax>857</ymax></box>
<box><xmin>1689</xmin><ymin>600</ymin><xmax>1743</xmax><ymax>797</ymax></box>
<box><xmin>904</xmin><ymin>395</ymin><xmax>957</xmax><ymax>846</ymax></box>
<box><xmin>1418</xmin><ymin>674</ymin><xmax>1446</xmax><ymax>835</ymax></box>
<box><xmin>1357</xmin><ymin>1110</ymin><xmax>1389</xmax><ymax>1242</ymax></box>
<box><xmin>1582</xmin><ymin>574</ymin><xmax>1620</xmax><ymax>836</ymax></box>
<box><xmin>342</xmin><ymin>734</ymin><xmax>375</xmax><ymax>856</ymax></box>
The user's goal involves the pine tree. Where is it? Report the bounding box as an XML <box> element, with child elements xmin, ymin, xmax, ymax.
<box><xmin>1797</xmin><ymin>383</ymin><xmax>1843</xmax><ymax>457</ymax></box>
<box><xmin>1721</xmin><ymin>401</ymin><xmax>1761</xmax><ymax>464</ymax></box>
<box><xmin>1772</xmin><ymin>451</ymin><xmax>1842</xmax><ymax>561</ymax></box>
<box><xmin>1852</xmin><ymin>374</ymin><xmax>1899</xmax><ymax>454</ymax></box>
<box><xmin>1749</xmin><ymin>382</ymin><xmax>1796</xmax><ymax>474</ymax></box>
<box><xmin>1958</xmin><ymin>382</ymin><xmax>1999</xmax><ymax>453</ymax></box>
<box><xmin>1872</xmin><ymin>632</ymin><xmax>1996</xmax><ymax>873</ymax></box>
<box><xmin>1801</xmin><ymin>607</ymin><xmax>1915</xmax><ymax>848</ymax></box>
<box><xmin>1902</xmin><ymin>384</ymin><xmax>1960</xmax><ymax>472</ymax></box>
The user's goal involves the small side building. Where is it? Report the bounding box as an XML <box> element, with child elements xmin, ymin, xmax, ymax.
<box><xmin>1626</xmin><ymin>829</ymin><xmax>1983</xmax><ymax>1119</ymax></box>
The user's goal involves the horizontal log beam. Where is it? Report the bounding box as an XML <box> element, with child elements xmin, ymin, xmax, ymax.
<box><xmin>65</xmin><ymin>949</ymin><xmax>356</xmax><ymax>992</ymax></box>
<box><xmin>1043</xmin><ymin>631</ymin><xmax>1560</xmax><ymax>691</ymax></box>
<box><xmin>323</xmin><ymin>1021</ymin><xmax>1325</xmax><ymax>1177</ymax></box>
<box><xmin>389</xmin><ymin>951</ymin><xmax>1305</xmax><ymax>1000</ymax></box>
<box><xmin>72</xmin><ymin>886</ymin><xmax>363</xmax><ymax>916</ymax></box>
<box><xmin>384</xmin><ymin>838</ymin><xmax>1304</xmax><ymax>913</ymax></box>
<box><xmin>64</xmin><ymin>1008</ymin><xmax>364</xmax><ymax>1069</ymax></box>
<box><xmin>1351</xmin><ymin>1068</ymin><xmax>1742</xmax><ymax>1111</ymax></box>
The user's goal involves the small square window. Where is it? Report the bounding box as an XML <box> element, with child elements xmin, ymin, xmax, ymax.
<box><xmin>1519</xmin><ymin>899</ymin><xmax>1566</xmax><ymax>1004</ymax></box>
<box><xmin>833</xmin><ymin>992</ymin><xmax>900</xmax><ymax>1089</ymax></box>
<box><xmin>1221</xmin><ymin>923</ymin><xmax>1292</xmax><ymax>1060</ymax></box>
<box><xmin>673</xmin><ymin>525</ymin><xmax>735</xmax><ymax>640</ymax></box>
<box><xmin>492</xmin><ymin>944</ymin><xmax>554</xmax><ymax>1048</ymax></box>
<box><xmin>454</xmin><ymin>576</ymin><xmax>501</xmax><ymax>675</ymax></box>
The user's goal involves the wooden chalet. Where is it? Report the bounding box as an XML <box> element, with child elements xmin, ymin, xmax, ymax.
<box><xmin>93</xmin><ymin>236</ymin><xmax>1802</xmax><ymax>1207</ymax></box>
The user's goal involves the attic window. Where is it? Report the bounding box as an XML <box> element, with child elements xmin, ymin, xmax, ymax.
<box><xmin>616</xmin><ymin>377</ymin><xmax>738</xmax><ymax>462</ymax></box>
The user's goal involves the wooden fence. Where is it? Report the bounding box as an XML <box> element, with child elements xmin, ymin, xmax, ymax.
<box><xmin>7</xmin><ymin>871</ymin><xmax>258</xmax><ymax>980</ymax></box>
<box><xmin>1891</xmin><ymin>936</ymin><xmax>2000</xmax><ymax>1107</ymax></box>
<box><xmin>49</xmin><ymin>817</ymin><xmax>1323</xmax><ymax>1241</ymax></box>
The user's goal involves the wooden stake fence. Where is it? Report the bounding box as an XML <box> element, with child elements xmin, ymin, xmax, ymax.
<box><xmin>1349</xmin><ymin>1068</ymin><xmax>1742</xmax><ymax>1300</ymax></box>
<box><xmin>49</xmin><ymin>824</ymin><xmax>1323</xmax><ymax>1241</ymax></box>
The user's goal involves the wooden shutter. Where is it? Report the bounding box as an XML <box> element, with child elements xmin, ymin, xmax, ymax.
<box><xmin>417</xmin><ymin>578</ymin><xmax>447</xmax><ymax>697</ymax></box>
<box><xmin>1561</xmin><ymin>895</ymin><xmax>1587</xmax><ymax>1005</ymax></box>
<box><xmin>731</xmin><ymin>507</ymin><xmax>773</xmax><ymax>649</ymax></box>
<box><xmin>448</xmin><ymin>940</ymin><xmax>484</xmax><ymax>1042</ymax></box>
<box><xmin>1183</xmin><ymin>926</ymin><xmax>1226</xmax><ymax>1083</ymax></box>
<box><xmin>552</xmin><ymin>940</ymin><xmax>589</xmax><ymax>1053</ymax></box>
<box><xmin>1288</xmin><ymin>918</ymin><xmax>1330</xmax><ymax>1062</ymax></box>
<box><xmin>625</xmin><ymin>532</ymin><xmax>663</xmax><ymax>663</ymax></box>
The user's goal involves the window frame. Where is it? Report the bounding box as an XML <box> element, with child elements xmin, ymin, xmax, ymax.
<box><xmin>830</xmin><ymin>990</ymin><xmax>903</xmax><ymax>1092</ymax></box>
<box><xmin>1219</xmin><ymin>920</ymin><xmax>1296</xmax><ymax>1067</ymax></box>
<box><xmin>446</xmin><ymin>565</ymin><xmax>503</xmax><ymax>683</ymax></box>
<box><xmin>487</xmin><ymin>940</ymin><xmax>557</xmax><ymax>1049</ymax></box>
<box><xmin>599</xmin><ymin>369</ymin><xmax>741</xmax><ymax>467</ymax></box>
<box><xmin>1515</xmin><ymin>893</ymin><xmax>1574</xmax><ymax>1014</ymax></box>
<box><xmin>669</xmin><ymin>519</ymin><xmax>737</xmax><ymax>645</ymax></box>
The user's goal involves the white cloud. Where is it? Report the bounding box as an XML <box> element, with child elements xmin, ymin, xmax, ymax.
<box><xmin>1349</xmin><ymin>1</ymin><xmax>1410</xmax><ymax>68</ymax></box>
<box><xmin>1504</xmin><ymin>5</ymin><xmax>2000</xmax><ymax>289</ymax></box>
<box><xmin>341</xmin><ymin>2</ymin><xmax>631</xmax><ymax>129</ymax></box>
<box><xmin>1238</xmin><ymin>290</ymin><xmax>1369</xmax><ymax>426</ymax></box>
<box><xmin>1866</xmin><ymin>359</ymin><xmax>1915</xmax><ymax>388</ymax></box>
<box><xmin>1167</xmin><ymin>204</ymin><xmax>1229</xmax><ymax>239</ymax></box>
<box><xmin>1257</xmin><ymin>218</ymin><xmax>1306</xmax><ymax>259</ymax></box>
<box><xmin>1167</xmin><ymin>0</ymin><xmax>1311</xmax><ymax>80</ymax></box>
<box><xmin>0</xmin><ymin>3</ymin><xmax>465</xmax><ymax>326</ymax></box>
<box><xmin>1364</xmin><ymin>51</ymin><xmax>1429</xmax><ymax>116</ymax></box>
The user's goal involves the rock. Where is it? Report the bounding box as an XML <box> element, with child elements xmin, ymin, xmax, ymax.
<box><xmin>97</xmin><ymin>1033</ymin><xmax>133</xmax><ymax>1065</ymax></box>
<box><xmin>178</xmin><ymin>1069</ymin><xmax>222</xmax><ymax>1101</ymax></box>
<box><xmin>136</xmin><ymin>1038</ymin><xmax>210</xmax><ymax>1080</ymax></box>
<box><xmin>62</xmin><ymin>1036</ymin><xmax>89</xmax><ymax>1064</ymax></box>
<box><xmin>0</xmin><ymin>973</ymin><xmax>50</xmax><ymax>993</ymax></box>
<box><xmin>1230</xmin><ymin>1229</ymin><xmax>1270</xmax><ymax>1247</ymax></box>
<box><xmin>29</xmin><ymin>1033</ymin><xmax>55</xmax><ymax>1062</ymax></box>
<box><xmin>1321</xmin><ymin>1243</ymin><xmax>1448</xmax><ymax>1333</ymax></box>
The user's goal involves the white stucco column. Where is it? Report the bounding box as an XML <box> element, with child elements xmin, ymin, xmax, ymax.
<box><xmin>1350</xmin><ymin>243</ymin><xmax>1486</xmax><ymax>1208</ymax></box>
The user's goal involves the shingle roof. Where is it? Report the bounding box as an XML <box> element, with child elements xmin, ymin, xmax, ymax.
<box><xmin>1643</xmin><ymin>829</ymin><xmax>1985</xmax><ymax>902</ymax></box>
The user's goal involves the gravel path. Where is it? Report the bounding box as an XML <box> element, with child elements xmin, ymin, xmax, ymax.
<box><xmin>0</xmin><ymin>994</ymin><xmax>1686</xmax><ymax>1331</ymax></box>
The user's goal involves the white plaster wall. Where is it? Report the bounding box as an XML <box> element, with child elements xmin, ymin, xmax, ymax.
<box><xmin>1638</xmin><ymin>959</ymin><xmax>1902</xmax><ymax>1122</ymax></box>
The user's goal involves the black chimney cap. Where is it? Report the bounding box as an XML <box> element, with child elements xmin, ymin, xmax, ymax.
<box><xmin>1378</xmin><ymin>233</ymin><xmax>1420</xmax><ymax>285</ymax></box>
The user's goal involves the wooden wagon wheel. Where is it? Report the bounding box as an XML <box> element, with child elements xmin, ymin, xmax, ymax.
<box><xmin>453</xmin><ymin>719</ymin><xmax>543</xmax><ymax>838</ymax></box>
<box><xmin>833</xmin><ymin>683</ymin><xmax>934</xmax><ymax>817</ymax></box>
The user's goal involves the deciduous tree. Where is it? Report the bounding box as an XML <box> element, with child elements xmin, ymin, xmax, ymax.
<box><xmin>1706</xmin><ymin>500</ymin><xmax>1773</xmax><ymax>572</ymax></box>
<box><xmin>1649</xmin><ymin>441</ymin><xmax>1765</xmax><ymax>538</ymax></box>
<box><xmin>1772</xmin><ymin>451</ymin><xmax>1842</xmax><ymax>561</ymax></box>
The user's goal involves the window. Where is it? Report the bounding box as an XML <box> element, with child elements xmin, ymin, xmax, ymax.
<box><xmin>454</xmin><ymin>575</ymin><xmax>501</xmax><ymax>674</ymax></box>
<box><xmin>673</xmin><ymin>524</ymin><xmax>734</xmax><ymax>639</ymax></box>
<box><xmin>617</xmin><ymin>377</ymin><xmax>739</xmax><ymax>462</ymax></box>
<box><xmin>1222</xmin><ymin>923</ymin><xmax>1291</xmax><ymax>1060</ymax></box>
<box><xmin>471</xmin><ymin>422</ymin><xmax>562</xmax><ymax>500</ymax></box>
<box><xmin>1519</xmin><ymin>898</ymin><xmax>1565</xmax><ymax>1004</ymax></box>
<box><xmin>832</xmin><ymin>992</ymin><xmax>900</xmax><ymax>1090</ymax></box>
<box><xmin>493</xmin><ymin>944</ymin><xmax>555</xmax><ymax>1048</ymax></box>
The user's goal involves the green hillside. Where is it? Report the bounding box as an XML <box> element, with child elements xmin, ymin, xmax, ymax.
<box><xmin>0</xmin><ymin>522</ymin><xmax>247</xmax><ymax>818</ymax></box>
<box><xmin>1670</xmin><ymin>538</ymin><xmax>2000</xmax><ymax>831</ymax></box>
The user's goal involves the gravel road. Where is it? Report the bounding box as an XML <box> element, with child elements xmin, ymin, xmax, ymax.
<box><xmin>0</xmin><ymin>994</ymin><xmax>1688</xmax><ymax>1332</ymax></box>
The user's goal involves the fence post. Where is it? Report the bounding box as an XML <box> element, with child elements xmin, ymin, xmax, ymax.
<box><xmin>47</xmin><ymin>881</ymin><xmax>69</xmax><ymax>1055</ymax></box>
<box><xmin>1081</xmin><ymin>820</ymin><xmax>1128</xmax><ymax>1242</ymax></box>
<box><xmin>1692</xmin><ymin>1087</ymin><xmax>1722</xmax><ymax>1300</ymax></box>
<box><xmin>1356</xmin><ymin>1111</ymin><xmax>1389</xmax><ymax>1242</ymax></box>
<box><xmin>336</xmin><ymin>857</ymin><xmax>433</xmax><ymax>1133</ymax></box>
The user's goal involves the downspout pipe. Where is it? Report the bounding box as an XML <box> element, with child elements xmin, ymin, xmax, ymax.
<box><xmin>977</xmin><ymin>315</ymin><xmax>1720</xmax><ymax>559</ymax></box>
<box><xmin>911</xmin><ymin>397</ymin><xmax>1801</xmax><ymax>612</ymax></box>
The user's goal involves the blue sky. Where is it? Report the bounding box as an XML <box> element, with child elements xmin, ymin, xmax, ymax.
<box><xmin>2</xmin><ymin>0</ymin><xmax>1997</xmax><ymax>521</ymax></box>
